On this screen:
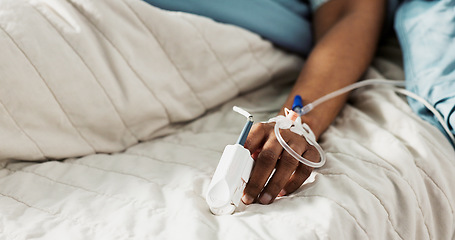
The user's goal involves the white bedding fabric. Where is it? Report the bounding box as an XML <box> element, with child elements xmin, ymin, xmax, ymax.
<box><xmin>0</xmin><ymin>0</ymin><xmax>302</xmax><ymax>161</ymax></box>
<box><xmin>1</xmin><ymin>0</ymin><xmax>455</xmax><ymax>240</ymax></box>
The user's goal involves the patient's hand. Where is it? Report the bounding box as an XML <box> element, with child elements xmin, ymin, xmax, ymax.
<box><xmin>242</xmin><ymin>122</ymin><xmax>320</xmax><ymax>205</ymax></box>
<box><xmin>239</xmin><ymin>0</ymin><xmax>386</xmax><ymax>206</ymax></box>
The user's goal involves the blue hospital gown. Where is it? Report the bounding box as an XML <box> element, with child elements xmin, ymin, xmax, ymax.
<box><xmin>395</xmin><ymin>0</ymin><xmax>455</xmax><ymax>142</ymax></box>
<box><xmin>142</xmin><ymin>0</ymin><xmax>313</xmax><ymax>55</ymax></box>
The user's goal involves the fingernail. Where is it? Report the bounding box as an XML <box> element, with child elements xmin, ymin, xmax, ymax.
<box><xmin>278</xmin><ymin>189</ymin><xmax>286</xmax><ymax>197</ymax></box>
<box><xmin>242</xmin><ymin>194</ymin><xmax>254</xmax><ymax>205</ymax></box>
<box><xmin>259</xmin><ymin>193</ymin><xmax>272</xmax><ymax>204</ymax></box>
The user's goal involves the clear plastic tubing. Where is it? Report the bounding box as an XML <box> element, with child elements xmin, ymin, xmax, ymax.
<box><xmin>273</xmin><ymin>79</ymin><xmax>455</xmax><ymax>169</ymax></box>
<box><xmin>300</xmin><ymin>79</ymin><xmax>405</xmax><ymax>115</ymax></box>
<box><xmin>274</xmin><ymin>120</ymin><xmax>326</xmax><ymax>168</ymax></box>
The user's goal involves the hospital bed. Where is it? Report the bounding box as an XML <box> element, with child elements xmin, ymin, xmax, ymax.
<box><xmin>0</xmin><ymin>0</ymin><xmax>454</xmax><ymax>239</ymax></box>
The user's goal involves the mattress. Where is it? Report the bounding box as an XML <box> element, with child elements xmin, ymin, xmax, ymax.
<box><xmin>1</xmin><ymin>0</ymin><xmax>454</xmax><ymax>239</ymax></box>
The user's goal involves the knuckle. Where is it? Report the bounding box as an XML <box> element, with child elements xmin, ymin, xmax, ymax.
<box><xmin>259</xmin><ymin>122</ymin><xmax>274</xmax><ymax>132</ymax></box>
<box><xmin>259</xmin><ymin>149</ymin><xmax>278</xmax><ymax>165</ymax></box>
<box><xmin>267</xmin><ymin>133</ymin><xmax>279</xmax><ymax>144</ymax></box>
<box><xmin>283</xmin><ymin>135</ymin><xmax>308</xmax><ymax>152</ymax></box>
<box><xmin>280</xmin><ymin>157</ymin><xmax>299</xmax><ymax>169</ymax></box>
<box><xmin>296</xmin><ymin>134</ymin><xmax>311</xmax><ymax>145</ymax></box>
<box><xmin>279</xmin><ymin>128</ymin><xmax>293</xmax><ymax>139</ymax></box>
<box><xmin>244</xmin><ymin>138</ymin><xmax>253</xmax><ymax>149</ymax></box>
<box><xmin>290</xmin><ymin>142</ymin><xmax>307</xmax><ymax>155</ymax></box>
<box><xmin>306</xmin><ymin>146</ymin><xmax>320</xmax><ymax>163</ymax></box>
<box><xmin>255</xmin><ymin>122</ymin><xmax>267</xmax><ymax>131</ymax></box>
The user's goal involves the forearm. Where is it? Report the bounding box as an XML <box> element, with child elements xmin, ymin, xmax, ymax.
<box><xmin>280</xmin><ymin>0</ymin><xmax>386</xmax><ymax>138</ymax></box>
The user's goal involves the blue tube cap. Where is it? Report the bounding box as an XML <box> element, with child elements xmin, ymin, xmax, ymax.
<box><xmin>292</xmin><ymin>95</ymin><xmax>303</xmax><ymax>111</ymax></box>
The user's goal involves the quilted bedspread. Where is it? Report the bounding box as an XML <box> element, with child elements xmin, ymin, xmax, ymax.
<box><xmin>1</xmin><ymin>0</ymin><xmax>455</xmax><ymax>239</ymax></box>
<box><xmin>0</xmin><ymin>0</ymin><xmax>302</xmax><ymax>161</ymax></box>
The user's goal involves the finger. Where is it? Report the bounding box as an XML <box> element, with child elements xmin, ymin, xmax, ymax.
<box><xmin>281</xmin><ymin>145</ymin><xmax>319</xmax><ymax>195</ymax></box>
<box><xmin>244</xmin><ymin>123</ymin><xmax>268</xmax><ymax>155</ymax></box>
<box><xmin>304</xmin><ymin>144</ymin><xmax>320</xmax><ymax>164</ymax></box>
<box><xmin>251</xmin><ymin>149</ymin><xmax>261</xmax><ymax>161</ymax></box>
<box><xmin>258</xmin><ymin>141</ymin><xmax>304</xmax><ymax>204</ymax></box>
<box><xmin>242</xmin><ymin>134</ymin><xmax>282</xmax><ymax>205</ymax></box>
<box><xmin>280</xmin><ymin>164</ymin><xmax>313</xmax><ymax>196</ymax></box>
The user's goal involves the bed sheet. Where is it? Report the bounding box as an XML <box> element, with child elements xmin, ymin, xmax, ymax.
<box><xmin>0</xmin><ymin>0</ymin><xmax>302</xmax><ymax>161</ymax></box>
<box><xmin>1</xmin><ymin>0</ymin><xmax>455</xmax><ymax>239</ymax></box>
<box><xmin>1</xmin><ymin>47</ymin><xmax>455</xmax><ymax>239</ymax></box>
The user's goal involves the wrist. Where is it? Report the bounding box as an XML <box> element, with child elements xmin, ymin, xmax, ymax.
<box><xmin>280</xmin><ymin>100</ymin><xmax>325</xmax><ymax>140</ymax></box>
<box><xmin>299</xmin><ymin>114</ymin><xmax>323</xmax><ymax>140</ymax></box>
<box><xmin>278</xmin><ymin>107</ymin><xmax>323</xmax><ymax>141</ymax></box>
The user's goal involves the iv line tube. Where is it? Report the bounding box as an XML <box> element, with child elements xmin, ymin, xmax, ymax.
<box><xmin>299</xmin><ymin>78</ymin><xmax>454</xmax><ymax>144</ymax></box>
<box><xmin>300</xmin><ymin>79</ymin><xmax>406</xmax><ymax>115</ymax></box>
<box><xmin>273</xmin><ymin>78</ymin><xmax>455</xmax><ymax>169</ymax></box>
<box><xmin>395</xmin><ymin>88</ymin><xmax>455</xmax><ymax>144</ymax></box>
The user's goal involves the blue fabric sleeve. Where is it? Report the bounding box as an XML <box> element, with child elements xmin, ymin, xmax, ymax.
<box><xmin>395</xmin><ymin>0</ymin><xmax>455</xmax><ymax>143</ymax></box>
<box><xmin>308</xmin><ymin>0</ymin><xmax>329</xmax><ymax>12</ymax></box>
<box><xmin>142</xmin><ymin>0</ymin><xmax>313</xmax><ymax>56</ymax></box>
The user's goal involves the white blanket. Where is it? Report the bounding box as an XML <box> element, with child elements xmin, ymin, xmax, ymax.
<box><xmin>0</xmin><ymin>0</ymin><xmax>302</xmax><ymax>161</ymax></box>
<box><xmin>1</xmin><ymin>0</ymin><xmax>455</xmax><ymax>239</ymax></box>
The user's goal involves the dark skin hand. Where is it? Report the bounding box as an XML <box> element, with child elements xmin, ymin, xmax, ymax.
<box><xmin>242</xmin><ymin>0</ymin><xmax>387</xmax><ymax>205</ymax></box>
